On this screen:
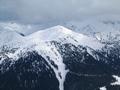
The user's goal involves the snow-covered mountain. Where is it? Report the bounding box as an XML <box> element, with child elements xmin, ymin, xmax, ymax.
<box><xmin>0</xmin><ymin>25</ymin><xmax>103</xmax><ymax>90</ymax></box>
<box><xmin>64</xmin><ymin>15</ymin><xmax>120</xmax><ymax>43</ymax></box>
<box><xmin>0</xmin><ymin>24</ymin><xmax>120</xmax><ymax>90</ymax></box>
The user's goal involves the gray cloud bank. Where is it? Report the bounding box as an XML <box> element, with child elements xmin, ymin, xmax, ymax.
<box><xmin>0</xmin><ymin>0</ymin><xmax>120</xmax><ymax>24</ymax></box>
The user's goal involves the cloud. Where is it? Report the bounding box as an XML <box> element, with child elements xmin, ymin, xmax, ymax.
<box><xmin>0</xmin><ymin>0</ymin><xmax>120</xmax><ymax>24</ymax></box>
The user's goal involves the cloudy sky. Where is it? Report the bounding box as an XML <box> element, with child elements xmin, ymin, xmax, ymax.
<box><xmin>0</xmin><ymin>0</ymin><xmax>120</xmax><ymax>24</ymax></box>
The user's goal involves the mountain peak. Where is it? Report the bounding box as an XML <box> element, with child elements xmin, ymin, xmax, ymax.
<box><xmin>43</xmin><ymin>25</ymin><xmax>73</xmax><ymax>35</ymax></box>
<box><xmin>26</xmin><ymin>25</ymin><xmax>103</xmax><ymax>50</ymax></box>
<box><xmin>27</xmin><ymin>25</ymin><xmax>74</xmax><ymax>40</ymax></box>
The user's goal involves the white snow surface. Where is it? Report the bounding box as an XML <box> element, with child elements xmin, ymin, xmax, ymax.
<box><xmin>27</xmin><ymin>25</ymin><xmax>103</xmax><ymax>49</ymax></box>
<box><xmin>0</xmin><ymin>28</ymin><xmax>24</xmax><ymax>50</ymax></box>
<box><xmin>100</xmin><ymin>86</ymin><xmax>107</xmax><ymax>90</ymax></box>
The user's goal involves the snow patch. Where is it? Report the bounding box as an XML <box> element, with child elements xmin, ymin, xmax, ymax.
<box><xmin>100</xmin><ymin>86</ymin><xmax>107</xmax><ymax>90</ymax></box>
<box><xmin>111</xmin><ymin>75</ymin><xmax>120</xmax><ymax>86</ymax></box>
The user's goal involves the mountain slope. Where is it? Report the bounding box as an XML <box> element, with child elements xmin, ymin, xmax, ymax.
<box><xmin>0</xmin><ymin>25</ymin><xmax>105</xmax><ymax>90</ymax></box>
<box><xmin>0</xmin><ymin>27</ymin><xmax>24</xmax><ymax>50</ymax></box>
<box><xmin>0</xmin><ymin>25</ymin><xmax>120</xmax><ymax>90</ymax></box>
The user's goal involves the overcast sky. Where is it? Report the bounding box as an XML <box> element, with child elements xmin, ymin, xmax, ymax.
<box><xmin>0</xmin><ymin>0</ymin><xmax>120</xmax><ymax>24</ymax></box>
